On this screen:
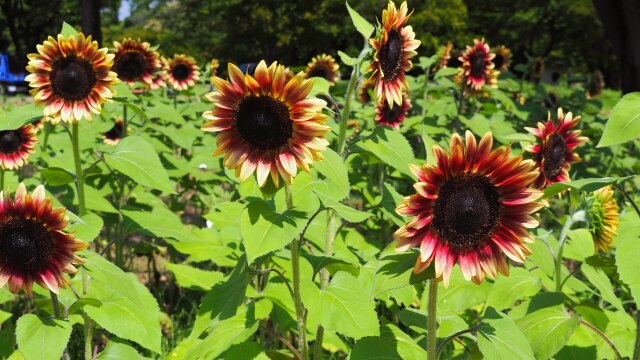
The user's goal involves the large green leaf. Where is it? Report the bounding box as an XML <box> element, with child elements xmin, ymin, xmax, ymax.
<box><xmin>190</xmin><ymin>258</ymin><xmax>249</xmax><ymax>338</ymax></box>
<box><xmin>166</xmin><ymin>263</ymin><xmax>224</xmax><ymax>290</ymax></box>
<box><xmin>122</xmin><ymin>207</ymin><xmax>190</xmax><ymax>242</ymax></box>
<box><xmin>313</xmin><ymin>148</ymin><xmax>350</xmax><ymax>200</ymax></box>
<box><xmin>66</xmin><ymin>212</ymin><xmax>103</xmax><ymax>243</ymax></box>
<box><xmin>0</xmin><ymin>104</ymin><xmax>43</xmax><ymax>131</ymax></box>
<box><xmin>359</xmin><ymin>126</ymin><xmax>415</xmax><ymax>178</ymax></box>
<box><xmin>345</xmin><ymin>2</ymin><xmax>374</xmax><ymax>39</ymax></box>
<box><xmin>16</xmin><ymin>315</ymin><xmax>73</xmax><ymax>360</ymax></box>
<box><xmin>82</xmin><ymin>251</ymin><xmax>161</xmax><ymax>353</ymax></box>
<box><xmin>316</xmin><ymin>272</ymin><xmax>380</xmax><ymax>339</ymax></box>
<box><xmin>542</xmin><ymin>177</ymin><xmax>634</xmax><ymax>198</ymax></box>
<box><xmin>349</xmin><ymin>323</ymin><xmax>425</xmax><ymax>359</ymax></box>
<box><xmin>485</xmin><ymin>267</ymin><xmax>542</xmax><ymax>310</ymax></box>
<box><xmin>581</xmin><ymin>263</ymin><xmax>624</xmax><ymax>311</ymax></box>
<box><xmin>104</xmin><ymin>136</ymin><xmax>175</xmax><ymax>193</ymax></box>
<box><xmin>240</xmin><ymin>200</ymin><xmax>306</xmax><ymax>264</ymax></box>
<box><xmin>370</xmin><ymin>250</ymin><xmax>434</xmax><ymax>300</ymax></box>
<box><xmin>96</xmin><ymin>340</ymin><xmax>152</xmax><ymax>360</ymax></box>
<box><xmin>515</xmin><ymin>294</ymin><xmax>579</xmax><ymax>359</ymax></box>
<box><xmin>615</xmin><ymin>211</ymin><xmax>640</xmax><ymax>304</ymax></box>
<box><xmin>597</xmin><ymin>92</ymin><xmax>640</xmax><ymax>147</ymax></box>
<box><xmin>478</xmin><ymin>307</ymin><xmax>535</xmax><ymax>360</ymax></box>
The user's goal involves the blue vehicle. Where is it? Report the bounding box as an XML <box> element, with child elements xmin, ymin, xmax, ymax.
<box><xmin>0</xmin><ymin>53</ymin><xmax>28</xmax><ymax>95</ymax></box>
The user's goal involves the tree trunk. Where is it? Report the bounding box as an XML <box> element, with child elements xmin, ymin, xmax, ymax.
<box><xmin>593</xmin><ymin>0</ymin><xmax>640</xmax><ymax>93</ymax></box>
<box><xmin>81</xmin><ymin>0</ymin><xmax>102</xmax><ymax>45</ymax></box>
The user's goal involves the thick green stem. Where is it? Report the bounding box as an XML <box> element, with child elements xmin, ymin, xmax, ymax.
<box><xmin>555</xmin><ymin>216</ymin><xmax>573</xmax><ymax>292</ymax></box>
<box><xmin>337</xmin><ymin>65</ymin><xmax>359</xmax><ymax>156</ymax></box>
<box><xmin>427</xmin><ymin>279</ymin><xmax>438</xmax><ymax>360</ymax></box>
<box><xmin>286</xmin><ymin>184</ymin><xmax>308</xmax><ymax>360</ymax></box>
<box><xmin>122</xmin><ymin>103</ymin><xmax>128</xmax><ymax>139</ymax></box>
<box><xmin>41</xmin><ymin>122</ymin><xmax>53</xmax><ymax>152</ymax></box>
<box><xmin>421</xmin><ymin>71</ymin><xmax>430</xmax><ymax>116</ymax></box>
<box><xmin>314</xmin><ymin>209</ymin><xmax>337</xmax><ymax>358</ymax></box>
<box><xmin>51</xmin><ymin>291</ymin><xmax>70</xmax><ymax>360</ymax></box>
<box><xmin>71</xmin><ymin>123</ymin><xmax>86</xmax><ymax>217</ymax></box>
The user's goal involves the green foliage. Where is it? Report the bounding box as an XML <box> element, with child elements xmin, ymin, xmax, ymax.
<box><xmin>598</xmin><ymin>92</ymin><xmax>640</xmax><ymax>147</ymax></box>
<box><xmin>16</xmin><ymin>315</ymin><xmax>73</xmax><ymax>360</ymax></box>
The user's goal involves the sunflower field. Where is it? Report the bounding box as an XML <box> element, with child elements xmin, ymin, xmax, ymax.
<box><xmin>0</xmin><ymin>1</ymin><xmax>639</xmax><ymax>359</ymax></box>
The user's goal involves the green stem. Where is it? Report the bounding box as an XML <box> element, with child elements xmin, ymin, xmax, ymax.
<box><xmin>555</xmin><ymin>215</ymin><xmax>573</xmax><ymax>292</ymax></box>
<box><xmin>286</xmin><ymin>184</ymin><xmax>308</xmax><ymax>360</ymax></box>
<box><xmin>579</xmin><ymin>319</ymin><xmax>622</xmax><ymax>360</ymax></box>
<box><xmin>337</xmin><ymin>67</ymin><xmax>359</xmax><ymax>156</ymax></box>
<box><xmin>71</xmin><ymin>123</ymin><xmax>86</xmax><ymax>217</ymax></box>
<box><xmin>314</xmin><ymin>209</ymin><xmax>337</xmax><ymax>359</ymax></box>
<box><xmin>427</xmin><ymin>279</ymin><xmax>438</xmax><ymax>360</ymax></box>
<box><xmin>41</xmin><ymin>122</ymin><xmax>53</xmax><ymax>152</ymax></box>
<box><xmin>422</xmin><ymin>70</ymin><xmax>430</xmax><ymax>116</ymax></box>
<box><xmin>0</xmin><ymin>169</ymin><xmax>4</xmax><ymax>193</ymax></box>
<box><xmin>122</xmin><ymin>103</ymin><xmax>128</xmax><ymax>139</ymax></box>
<box><xmin>50</xmin><ymin>291</ymin><xmax>70</xmax><ymax>360</ymax></box>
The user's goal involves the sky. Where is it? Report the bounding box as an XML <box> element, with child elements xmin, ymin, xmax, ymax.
<box><xmin>118</xmin><ymin>0</ymin><xmax>132</xmax><ymax>21</ymax></box>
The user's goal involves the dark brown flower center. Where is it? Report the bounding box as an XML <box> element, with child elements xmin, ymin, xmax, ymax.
<box><xmin>104</xmin><ymin>121</ymin><xmax>124</xmax><ymax>140</ymax></box>
<box><xmin>0</xmin><ymin>218</ymin><xmax>54</xmax><ymax>272</ymax></box>
<box><xmin>50</xmin><ymin>56</ymin><xmax>97</xmax><ymax>101</ymax></box>
<box><xmin>493</xmin><ymin>53</ymin><xmax>504</xmax><ymax>70</ymax></box>
<box><xmin>382</xmin><ymin>102</ymin><xmax>403</xmax><ymax>125</ymax></box>
<box><xmin>543</xmin><ymin>133</ymin><xmax>567</xmax><ymax>178</ymax></box>
<box><xmin>171</xmin><ymin>63</ymin><xmax>190</xmax><ymax>81</ymax></box>
<box><xmin>116</xmin><ymin>51</ymin><xmax>147</xmax><ymax>82</ymax></box>
<box><xmin>433</xmin><ymin>173</ymin><xmax>502</xmax><ymax>250</ymax></box>
<box><xmin>308</xmin><ymin>67</ymin><xmax>329</xmax><ymax>80</ymax></box>
<box><xmin>447</xmin><ymin>51</ymin><xmax>463</xmax><ymax>68</ymax></box>
<box><xmin>378</xmin><ymin>29</ymin><xmax>404</xmax><ymax>81</ymax></box>
<box><xmin>235</xmin><ymin>95</ymin><xmax>293</xmax><ymax>151</ymax></box>
<box><xmin>0</xmin><ymin>130</ymin><xmax>23</xmax><ymax>153</ymax></box>
<box><xmin>470</xmin><ymin>52</ymin><xmax>486</xmax><ymax>78</ymax></box>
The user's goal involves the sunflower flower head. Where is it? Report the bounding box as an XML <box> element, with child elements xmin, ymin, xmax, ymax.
<box><xmin>375</xmin><ymin>94</ymin><xmax>411</xmax><ymax>129</ymax></box>
<box><xmin>25</xmin><ymin>33</ymin><xmax>119</xmax><ymax>123</ymax></box>
<box><xmin>202</xmin><ymin>61</ymin><xmax>330</xmax><ymax>187</ymax></box>
<box><xmin>492</xmin><ymin>45</ymin><xmax>512</xmax><ymax>72</ymax></box>
<box><xmin>586</xmin><ymin>185</ymin><xmax>619</xmax><ymax>253</ymax></box>
<box><xmin>113</xmin><ymin>38</ymin><xmax>161</xmax><ymax>85</ymax></box>
<box><xmin>525</xmin><ymin>108</ymin><xmax>588</xmax><ymax>189</ymax></box>
<box><xmin>434</xmin><ymin>42</ymin><xmax>453</xmax><ymax>72</ymax></box>
<box><xmin>357</xmin><ymin>77</ymin><xmax>376</xmax><ymax>104</ymax></box>
<box><xmin>368</xmin><ymin>1</ymin><xmax>420</xmax><ymax>106</ymax></box>
<box><xmin>0</xmin><ymin>184</ymin><xmax>88</xmax><ymax>294</ymax></box>
<box><xmin>166</xmin><ymin>54</ymin><xmax>200</xmax><ymax>91</ymax></box>
<box><xmin>209</xmin><ymin>58</ymin><xmax>220</xmax><ymax>79</ymax></box>
<box><xmin>102</xmin><ymin>119</ymin><xmax>125</xmax><ymax>145</ymax></box>
<box><xmin>394</xmin><ymin>131</ymin><xmax>543</xmax><ymax>286</ymax></box>
<box><xmin>0</xmin><ymin>124</ymin><xmax>38</xmax><ymax>170</ymax></box>
<box><xmin>306</xmin><ymin>54</ymin><xmax>340</xmax><ymax>85</ymax></box>
<box><xmin>458</xmin><ymin>38</ymin><xmax>499</xmax><ymax>96</ymax></box>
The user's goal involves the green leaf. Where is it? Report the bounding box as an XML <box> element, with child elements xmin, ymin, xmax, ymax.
<box><xmin>60</xmin><ymin>22</ymin><xmax>79</xmax><ymax>37</ymax></box>
<box><xmin>313</xmin><ymin>148</ymin><xmax>350</xmax><ymax>200</ymax></box>
<box><xmin>168</xmin><ymin>228</ymin><xmax>234</xmax><ymax>264</ymax></box>
<box><xmin>582</xmin><ymin>263</ymin><xmax>624</xmax><ymax>311</ymax></box>
<box><xmin>82</xmin><ymin>251</ymin><xmax>162</xmax><ymax>353</ymax></box>
<box><xmin>0</xmin><ymin>104</ymin><xmax>43</xmax><ymax>131</ymax></box>
<box><xmin>240</xmin><ymin>200</ymin><xmax>306</xmax><ymax>264</ymax></box>
<box><xmin>478</xmin><ymin>307</ymin><xmax>535</xmax><ymax>360</ymax></box>
<box><xmin>597</xmin><ymin>92</ymin><xmax>640</xmax><ymax>147</ymax></box>
<box><xmin>563</xmin><ymin>229</ymin><xmax>593</xmax><ymax>262</ymax></box>
<box><xmin>317</xmin><ymin>272</ymin><xmax>380</xmax><ymax>339</ymax></box>
<box><xmin>41</xmin><ymin>167</ymin><xmax>74</xmax><ymax>186</ymax></box>
<box><xmin>183</xmin><ymin>311</ymin><xmax>258</xmax><ymax>360</ymax></box>
<box><xmin>485</xmin><ymin>267</ymin><xmax>542</xmax><ymax>310</ymax></box>
<box><xmin>308</xmin><ymin>77</ymin><xmax>330</xmax><ymax>97</ymax></box>
<box><xmin>350</xmin><ymin>323</ymin><xmax>425</xmax><ymax>360</ymax></box>
<box><xmin>338</xmin><ymin>51</ymin><xmax>358</xmax><ymax>66</ymax></box>
<box><xmin>359</xmin><ymin>126</ymin><xmax>415</xmax><ymax>178</ymax></box>
<box><xmin>543</xmin><ymin>177</ymin><xmax>634</xmax><ymax>198</ymax></box>
<box><xmin>112</xmin><ymin>82</ymin><xmax>136</xmax><ymax>100</ymax></box>
<box><xmin>146</xmin><ymin>102</ymin><xmax>185</xmax><ymax>124</ymax></box>
<box><xmin>345</xmin><ymin>2</ymin><xmax>374</xmax><ymax>39</ymax></box>
<box><xmin>104</xmin><ymin>136</ymin><xmax>175</xmax><ymax>193</ymax></box>
<box><xmin>302</xmin><ymin>253</ymin><xmax>359</xmax><ymax>278</ymax></box>
<box><xmin>615</xmin><ymin>212</ymin><xmax>640</xmax><ymax>304</ymax></box>
<box><xmin>315</xmin><ymin>194</ymin><xmax>371</xmax><ymax>223</ymax></box>
<box><xmin>434</xmin><ymin>67</ymin><xmax>460</xmax><ymax>79</ymax></box>
<box><xmin>371</xmin><ymin>250</ymin><xmax>434</xmax><ymax>299</ymax></box>
<box><xmin>166</xmin><ymin>263</ymin><xmax>224</xmax><ymax>290</ymax></box>
<box><xmin>190</xmin><ymin>258</ymin><xmax>249</xmax><ymax>338</ymax></box>
<box><xmin>16</xmin><ymin>314</ymin><xmax>73</xmax><ymax>360</ymax></box>
<box><xmin>122</xmin><ymin>207</ymin><xmax>190</xmax><ymax>242</ymax></box>
<box><xmin>515</xmin><ymin>294</ymin><xmax>579</xmax><ymax>360</ymax></box>
<box><xmin>66</xmin><ymin>212</ymin><xmax>103</xmax><ymax>243</ymax></box>
<box><xmin>96</xmin><ymin>340</ymin><xmax>152</xmax><ymax>360</ymax></box>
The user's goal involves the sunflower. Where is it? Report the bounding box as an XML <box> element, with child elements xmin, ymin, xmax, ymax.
<box><xmin>447</xmin><ymin>49</ymin><xmax>463</xmax><ymax>69</ymax></box>
<box><xmin>434</xmin><ymin>42</ymin><xmax>453</xmax><ymax>71</ymax></box>
<box><xmin>102</xmin><ymin>119</ymin><xmax>125</xmax><ymax>145</ymax></box>
<box><xmin>525</xmin><ymin>108</ymin><xmax>588</xmax><ymax>188</ymax></box>
<box><xmin>202</xmin><ymin>61</ymin><xmax>330</xmax><ymax>187</ymax></box>
<box><xmin>209</xmin><ymin>58</ymin><xmax>220</xmax><ymax>79</ymax></box>
<box><xmin>166</xmin><ymin>54</ymin><xmax>200</xmax><ymax>91</ymax></box>
<box><xmin>25</xmin><ymin>33</ymin><xmax>118</xmax><ymax>123</ymax></box>
<box><xmin>305</xmin><ymin>54</ymin><xmax>340</xmax><ymax>85</ymax></box>
<box><xmin>459</xmin><ymin>38</ymin><xmax>499</xmax><ymax>95</ymax></box>
<box><xmin>375</xmin><ymin>95</ymin><xmax>411</xmax><ymax>129</ymax></box>
<box><xmin>0</xmin><ymin>124</ymin><xmax>37</xmax><ymax>170</ymax></box>
<box><xmin>587</xmin><ymin>70</ymin><xmax>605</xmax><ymax>98</ymax></box>
<box><xmin>492</xmin><ymin>45</ymin><xmax>512</xmax><ymax>72</ymax></box>
<box><xmin>113</xmin><ymin>38</ymin><xmax>161</xmax><ymax>85</ymax></box>
<box><xmin>395</xmin><ymin>131</ymin><xmax>543</xmax><ymax>286</ymax></box>
<box><xmin>147</xmin><ymin>54</ymin><xmax>167</xmax><ymax>90</ymax></box>
<box><xmin>31</xmin><ymin>117</ymin><xmax>46</xmax><ymax>132</ymax></box>
<box><xmin>586</xmin><ymin>185</ymin><xmax>619</xmax><ymax>253</ymax></box>
<box><xmin>0</xmin><ymin>184</ymin><xmax>88</xmax><ymax>294</ymax></box>
<box><xmin>357</xmin><ymin>77</ymin><xmax>376</xmax><ymax>104</ymax></box>
<box><xmin>368</xmin><ymin>1</ymin><xmax>420</xmax><ymax>106</ymax></box>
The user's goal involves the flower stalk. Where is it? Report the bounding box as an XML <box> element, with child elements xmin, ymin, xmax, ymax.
<box><xmin>427</xmin><ymin>279</ymin><xmax>438</xmax><ymax>360</ymax></box>
<box><xmin>50</xmin><ymin>291</ymin><xmax>70</xmax><ymax>360</ymax></box>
